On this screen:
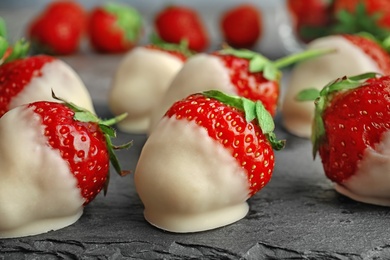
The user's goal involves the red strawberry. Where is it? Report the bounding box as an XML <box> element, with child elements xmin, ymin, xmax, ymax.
<box><xmin>135</xmin><ymin>90</ymin><xmax>284</xmax><ymax>232</ymax></box>
<box><xmin>149</xmin><ymin>46</ymin><xmax>333</xmax><ymax>133</ymax></box>
<box><xmin>28</xmin><ymin>0</ymin><xmax>87</xmax><ymax>55</ymax></box>
<box><xmin>88</xmin><ymin>3</ymin><xmax>143</xmax><ymax>53</ymax></box>
<box><xmin>0</xmin><ymin>37</ymin><xmax>95</xmax><ymax>117</ymax></box>
<box><xmin>220</xmin><ymin>4</ymin><xmax>262</xmax><ymax>49</ymax></box>
<box><xmin>0</xmin><ymin>96</ymin><xmax>130</xmax><ymax>238</ymax></box>
<box><xmin>298</xmin><ymin>73</ymin><xmax>390</xmax><ymax>206</ymax></box>
<box><xmin>282</xmin><ymin>34</ymin><xmax>390</xmax><ymax>138</ymax></box>
<box><xmin>154</xmin><ymin>5</ymin><xmax>209</xmax><ymax>52</ymax></box>
<box><xmin>108</xmin><ymin>41</ymin><xmax>193</xmax><ymax>133</ymax></box>
<box><xmin>287</xmin><ymin>0</ymin><xmax>332</xmax><ymax>42</ymax></box>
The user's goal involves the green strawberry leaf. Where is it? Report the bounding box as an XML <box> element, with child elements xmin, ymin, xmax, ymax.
<box><xmin>295</xmin><ymin>88</ymin><xmax>321</xmax><ymax>102</ymax></box>
<box><xmin>218</xmin><ymin>46</ymin><xmax>334</xmax><ymax>81</ymax></box>
<box><xmin>4</xmin><ymin>38</ymin><xmax>30</xmax><ymax>63</ymax></box>
<box><xmin>150</xmin><ymin>34</ymin><xmax>195</xmax><ymax>58</ymax></box>
<box><xmin>105</xmin><ymin>3</ymin><xmax>143</xmax><ymax>42</ymax></box>
<box><xmin>0</xmin><ymin>36</ymin><xmax>9</xmax><ymax>61</ymax></box>
<box><xmin>203</xmin><ymin>90</ymin><xmax>285</xmax><ymax>150</ymax></box>
<box><xmin>0</xmin><ymin>17</ymin><xmax>7</xmax><ymax>39</ymax></box>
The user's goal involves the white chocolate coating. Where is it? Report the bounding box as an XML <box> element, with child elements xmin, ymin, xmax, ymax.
<box><xmin>135</xmin><ymin>117</ymin><xmax>250</xmax><ymax>233</ymax></box>
<box><xmin>108</xmin><ymin>47</ymin><xmax>184</xmax><ymax>133</ymax></box>
<box><xmin>281</xmin><ymin>35</ymin><xmax>382</xmax><ymax>138</ymax></box>
<box><xmin>9</xmin><ymin>59</ymin><xmax>96</xmax><ymax>114</ymax></box>
<box><xmin>148</xmin><ymin>54</ymin><xmax>236</xmax><ymax>134</ymax></box>
<box><xmin>335</xmin><ymin>131</ymin><xmax>390</xmax><ymax>206</ymax></box>
<box><xmin>0</xmin><ymin>106</ymin><xmax>84</xmax><ymax>238</ymax></box>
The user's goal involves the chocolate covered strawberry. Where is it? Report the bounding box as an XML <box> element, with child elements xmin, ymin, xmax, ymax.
<box><xmin>0</xmin><ymin>95</ymin><xmax>131</xmax><ymax>238</ymax></box>
<box><xmin>135</xmin><ymin>90</ymin><xmax>284</xmax><ymax>233</ymax></box>
<box><xmin>298</xmin><ymin>73</ymin><xmax>390</xmax><ymax>206</ymax></box>
<box><xmin>149</xmin><ymin>46</ymin><xmax>333</xmax><ymax>133</ymax></box>
<box><xmin>108</xmin><ymin>41</ymin><xmax>193</xmax><ymax>133</ymax></box>
<box><xmin>0</xmin><ymin>42</ymin><xmax>95</xmax><ymax>117</ymax></box>
<box><xmin>282</xmin><ymin>34</ymin><xmax>390</xmax><ymax>138</ymax></box>
<box><xmin>88</xmin><ymin>2</ymin><xmax>143</xmax><ymax>53</ymax></box>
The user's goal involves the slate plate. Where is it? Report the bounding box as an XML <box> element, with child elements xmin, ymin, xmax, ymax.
<box><xmin>2</xmin><ymin>103</ymin><xmax>390</xmax><ymax>259</ymax></box>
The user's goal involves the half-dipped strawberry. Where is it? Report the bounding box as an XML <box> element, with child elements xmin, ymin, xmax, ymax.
<box><xmin>298</xmin><ymin>73</ymin><xmax>390</xmax><ymax>206</ymax></box>
<box><xmin>282</xmin><ymin>34</ymin><xmax>390</xmax><ymax>138</ymax></box>
<box><xmin>149</xmin><ymin>46</ymin><xmax>333</xmax><ymax>133</ymax></box>
<box><xmin>135</xmin><ymin>90</ymin><xmax>284</xmax><ymax>233</ymax></box>
<box><xmin>108</xmin><ymin>41</ymin><xmax>193</xmax><ymax>133</ymax></box>
<box><xmin>0</xmin><ymin>95</ymin><xmax>130</xmax><ymax>238</ymax></box>
<box><xmin>0</xmin><ymin>40</ymin><xmax>95</xmax><ymax>117</ymax></box>
<box><xmin>88</xmin><ymin>3</ymin><xmax>143</xmax><ymax>53</ymax></box>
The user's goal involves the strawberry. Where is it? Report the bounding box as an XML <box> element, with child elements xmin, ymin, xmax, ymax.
<box><xmin>333</xmin><ymin>0</ymin><xmax>390</xmax><ymax>30</ymax></box>
<box><xmin>108</xmin><ymin>41</ymin><xmax>193</xmax><ymax>133</ymax></box>
<box><xmin>88</xmin><ymin>3</ymin><xmax>143</xmax><ymax>53</ymax></box>
<box><xmin>0</xmin><ymin>95</ymin><xmax>131</xmax><ymax>238</ymax></box>
<box><xmin>148</xmin><ymin>46</ymin><xmax>333</xmax><ymax>133</ymax></box>
<box><xmin>220</xmin><ymin>4</ymin><xmax>262</xmax><ymax>49</ymax></box>
<box><xmin>154</xmin><ymin>5</ymin><xmax>209</xmax><ymax>52</ymax></box>
<box><xmin>27</xmin><ymin>0</ymin><xmax>87</xmax><ymax>55</ymax></box>
<box><xmin>287</xmin><ymin>0</ymin><xmax>333</xmax><ymax>42</ymax></box>
<box><xmin>297</xmin><ymin>73</ymin><xmax>390</xmax><ymax>206</ymax></box>
<box><xmin>282</xmin><ymin>34</ymin><xmax>390</xmax><ymax>138</ymax></box>
<box><xmin>135</xmin><ymin>90</ymin><xmax>284</xmax><ymax>232</ymax></box>
<box><xmin>0</xmin><ymin>38</ymin><xmax>95</xmax><ymax>117</ymax></box>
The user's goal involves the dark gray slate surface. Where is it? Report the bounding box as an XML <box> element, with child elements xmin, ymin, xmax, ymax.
<box><xmin>1</xmin><ymin>105</ymin><xmax>390</xmax><ymax>260</ymax></box>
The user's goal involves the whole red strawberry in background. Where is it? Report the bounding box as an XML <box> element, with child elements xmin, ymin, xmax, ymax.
<box><xmin>298</xmin><ymin>73</ymin><xmax>390</xmax><ymax>206</ymax></box>
<box><xmin>135</xmin><ymin>90</ymin><xmax>284</xmax><ymax>233</ymax></box>
<box><xmin>287</xmin><ymin>0</ymin><xmax>333</xmax><ymax>43</ymax></box>
<box><xmin>333</xmin><ymin>0</ymin><xmax>390</xmax><ymax>29</ymax></box>
<box><xmin>27</xmin><ymin>0</ymin><xmax>87</xmax><ymax>55</ymax></box>
<box><xmin>88</xmin><ymin>3</ymin><xmax>143</xmax><ymax>53</ymax></box>
<box><xmin>220</xmin><ymin>4</ymin><xmax>262</xmax><ymax>49</ymax></box>
<box><xmin>0</xmin><ymin>96</ymin><xmax>131</xmax><ymax>238</ymax></box>
<box><xmin>148</xmin><ymin>46</ymin><xmax>333</xmax><ymax>133</ymax></box>
<box><xmin>154</xmin><ymin>5</ymin><xmax>209</xmax><ymax>52</ymax></box>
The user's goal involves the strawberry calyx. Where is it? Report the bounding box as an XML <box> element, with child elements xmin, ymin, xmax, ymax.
<box><xmin>0</xmin><ymin>16</ymin><xmax>29</xmax><ymax>64</ymax></box>
<box><xmin>104</xmin><ymin>3</ymin><xmax>143</xmax><ymax>42</ymax></box>
<box><xmin>150</xmin><ymin>34</ymin><xmax>195</xmax><ymax>58</ymax></box>
<box><xmin>218</xmin><ymin>46</ymin><xmax>335</xmax><ymax>81</ymax></box>
<box><xmin>296</xmin><ymin>72</ymin><xmax>380</xmax><ymax>158</ymax></box>
<box><xmin>51</xmin><ymin>91</ymin><xmax>132</xmax><ymax>193</ymax></box>
<box><xmin>203</xmin><ymin>90</ymin><xmax>285</xmax><ymax>150</ymax></box>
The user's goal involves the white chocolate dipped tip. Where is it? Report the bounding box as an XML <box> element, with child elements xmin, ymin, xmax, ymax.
<box><xmin>148</xmin><ymin>53</ymin><xmax>236</xmax><ymax>134</ymax></box>
<box><xmin>108</xmin><ymin>47</ymin><xmax>184</xmax><ymax>133</ymax></box>
<box><xmin>10</xmin><ymin>59</ymin><xmax>96</xmax><ymax>114</ymax></box>
<box><xmin>334</xmin><ymin>131</ymin><xmax>390</xmax><ymax>207</ymax></box>
<box><xmin>0</xmin><ymin>106</ymin><xmax>84</xmax><ymax>238</ymax></box>
<box><xmin>281</xmin><ymin>35</ymin><xmax>382</xmax><ymax>138</ymax></box>
<box><xmin>135</xmin><ymin>117</ymin><xmax>250</xmax><ymax>233</ymax></box>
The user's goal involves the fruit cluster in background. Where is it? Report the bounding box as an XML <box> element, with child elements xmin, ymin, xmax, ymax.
<box><xmin>21</xmin><ymin>0</ymin><xmax>390</xmax><ymax>56</ymax></box>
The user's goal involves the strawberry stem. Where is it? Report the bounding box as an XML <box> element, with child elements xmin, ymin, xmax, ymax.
<box><xmin>273</xmin><ymin>48</ymin><xmax>336</xmax><ymax>70</ymax></box>
<box><xmin>218</xmin><ymin>46</ymin><xmax>334</xmax><ymax>81</ymax></box>
<box><xmin>203</xmin><ymin>90</ymin><xmax>285</xmax><ymax>150</ymax></box>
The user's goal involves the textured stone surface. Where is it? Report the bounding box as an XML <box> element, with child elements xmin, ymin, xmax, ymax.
<box><xmin>2</xmin><ymin>106</ymin><xmax>390</xmax><ymax>259</ymax></box>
